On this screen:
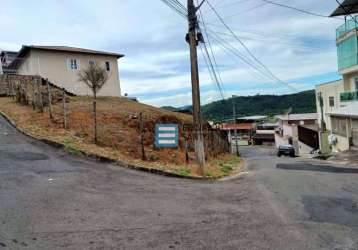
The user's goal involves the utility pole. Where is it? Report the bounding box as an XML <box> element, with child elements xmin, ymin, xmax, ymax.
<box><xmin>232</xmin><ymin>95</ymin><xmax>239</xmax><ymax>156</ymax></box>
<box><xmin>187</xmin><ymin>0</ymin><xmax>205</xmax><ymax>174</ymax></box>
<box><xmin>318</xmin><ymin>92</ymin><xmax>326</xmax><ymax>131</ymax></box>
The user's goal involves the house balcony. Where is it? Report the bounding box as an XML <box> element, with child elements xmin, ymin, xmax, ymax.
<box><xmin>340</xmin><ymin>90</ymin><xmax>358</xmax><ymax>102</ymax></box>
<box><xmin>336</xmin><ymin>17</ymin><xmax>358</xmax><ymax>38</ymax></box>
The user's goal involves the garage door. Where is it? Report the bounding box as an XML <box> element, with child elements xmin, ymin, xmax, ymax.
<box><xmin>352</xmin><ymin>119</ymin><xmax>358</xmax><ymax>147</ymax></box>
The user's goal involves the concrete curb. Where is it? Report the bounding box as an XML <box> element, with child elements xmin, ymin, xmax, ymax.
<box><xmin>218</xmin><ymin>159</ymin><xmax>248</xmax><ymax>182</ymax></box>
<box><xmin>0</xmin><ymin>111</ymin><xmax>214</xmax><ymax>181</ymax></box>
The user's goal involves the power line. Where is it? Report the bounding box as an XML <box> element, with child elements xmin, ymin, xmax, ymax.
<box><xmin>199</xmin><ymin>44</ymin><xmax>225</xmax><ymax>100</ymax></box>
<box><xmin>221</xmin><ymin>2</ymin><xmax>267</xmax><ymax>19</ymax></box>
<box><xmin>209</xmin><ymin>0</ymin><xmax>252</xmax><ymax>10</ymax></box>
<box><xmin>197</xmin><ymin>1</ymin><xmax>226</xmax><ymax>99</ymax></box>
<box><xmin>334</xmin><ymin>0</ymin><xmax>358</xmax><ymax>25</ymax></box>
<box><xmin>206</xmin><ymin>22</ymin><xmax>329</xmax><ymax>45</ymax></box>
<box><xmin>206</xmin><ymin>26</ymin><xmax>302</xmax><ymax>89</ymax></box>
<box><xmin>206</xmin><ymin>29</ymin><xmax>283</xmax><ymax>84</ymax></box>
<box><xmin>209</xmin><ymin>29</ymin><xmax>324</xmax><ymax>52</ymax></box>
<box><xmin>206</xmin><ymin>0</ymin><xmax>296</xmax><ymax>91</ymax></box>
<box><xmin>206</xmin><ymin>28</ymin><xmax>275</xmax><ymax>82</ymax></box>
<box><xmin>262</xmin><ymin>0</ymin><xmax>343</xmax><ymax>20</ymax></box>
<box><xmin>159</xmin><ymin>0</ymin><xmax>187</xmax><ymax>18</ymax></box>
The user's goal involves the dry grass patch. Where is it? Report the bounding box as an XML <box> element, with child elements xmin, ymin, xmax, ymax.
<box><xmin>0</xmin><ymin>97</ymin><xmax>242</xmax><ymax>178</ymax></box>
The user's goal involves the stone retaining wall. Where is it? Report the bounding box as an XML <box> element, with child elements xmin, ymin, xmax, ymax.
<box><xmin>0</xmin><ymin>74</ymin><xmax>75</xmax><ymax>106</ymax></box>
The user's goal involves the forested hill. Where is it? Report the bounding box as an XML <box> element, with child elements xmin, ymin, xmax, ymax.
<box><xmin>201</xmin><ymin>90</ymin><xmax>316</xmax><ymax>121</ymax></box>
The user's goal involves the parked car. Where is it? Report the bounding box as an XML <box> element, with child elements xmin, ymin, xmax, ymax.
<box><xmin>277</xmin><ymin>145</ymin><xmax>295</xmax><ymax>157</ymax></box>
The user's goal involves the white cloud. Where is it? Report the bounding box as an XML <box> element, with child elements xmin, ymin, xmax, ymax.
<box><xmin>0</xmin><ymin>0</ymin><xmax>343</xmax><ymax>107</ymax></box>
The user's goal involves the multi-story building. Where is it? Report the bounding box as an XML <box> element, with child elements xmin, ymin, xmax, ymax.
<box><xmin>316</xmin><ymin>15</ymin><xmax>358</xmax><ymax>152</ymax></box>
<box><xmin>3</xmin><ymin>45</ymin><xmax>124</xmax><ymax>97</ymax></box>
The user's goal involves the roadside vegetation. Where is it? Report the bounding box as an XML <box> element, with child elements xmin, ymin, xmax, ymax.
<box><xmin>0</xmin><ymin>97</ymin><xmax>243</xmax><ymax>178</ymax></box>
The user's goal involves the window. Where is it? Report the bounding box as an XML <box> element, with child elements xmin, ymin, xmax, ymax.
<box><xmin>105</xmin><ymin>61</ymin><xmax>111</xmax><ymax>71</ymax></box>
<box><xmin>355</xmin><ymin>78</ymin><xmax>358</xmax><ymax>90</ymax></box>
<box><xmin>89</xmin><ymin>60</ymin><xmax>95</xmax><ymax>66</ymax></box>
<box><xmin>329</xmin><ymin>96</ymin><xmax>335</xmax><ymax>107</ymax></box>
<box><xmin>69</xmin><ymin>59</ymin><xmax>78</xmax><ymax>70</ymax></box>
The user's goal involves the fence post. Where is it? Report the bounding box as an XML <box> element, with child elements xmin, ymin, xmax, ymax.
<box><xmin>184</xmin><ymin>129</ymin><xmax>189</xmax><ymax>164</ymax></box>
<box><xmin>46</xmin><ymin>79</ymin><xmax>53</xmax><ymax>120</ymax></box>
<box><xmin>139</xmin><ymin>112</ymin><xmax>146</xmax><ymax>161</ymax></box>
<box><xmin>62</xmin><ymin>88</ymin><xmax>67</xmax><ymax>129</ymax></box>
<box><xmin>32</xmin><ymin>79</ymin><xmax>36</xmax><ymax>109</ymax></box>
<box><xmin>6</xmin><ymin>78</ymin><xmax>10</xmax><ymax>96</ymax></box>
<box><xmin>10</xmin><ymin>81</ymin><xmax>15</xmax><ymax>99</ymax></box>
<box><xmin>38</xmin><ymin>78</ymin><xmax>44</xmax><ymax>112</ymax></box>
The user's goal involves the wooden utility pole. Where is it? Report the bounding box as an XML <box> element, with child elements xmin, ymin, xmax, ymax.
<box><xmin>318</xmin><ymin>92</ymin><xmax>326</xmax><ymax>132</ymax></box>
<box><xmin>187</xmin><ymin>0</ymin><xmax>205</xmax><ymax>174</ymax></box>
<box><xmin>232</xmin><ymin>96</ymin><xmax>239</xmax><ymax>156</ymax></box>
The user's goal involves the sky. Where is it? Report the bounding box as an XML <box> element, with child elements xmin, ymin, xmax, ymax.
<box><xmin>0</xmin><ymin>0</ymin><xmax>344</xmax><ymax>107</ymax></box>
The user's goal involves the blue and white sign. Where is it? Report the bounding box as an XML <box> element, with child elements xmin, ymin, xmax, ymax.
<box><xmin>155</xmin><ymin>124</ymin><xmax>179</xmax><ymax>148</ymax></box>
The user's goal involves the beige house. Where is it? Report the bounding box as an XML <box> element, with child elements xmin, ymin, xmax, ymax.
<box><xmin>316</xmin><ymin>80</ymin><xmax>358</xmax><ymax>152</ymax></box>
<box><xmin>9</xmin><ymin>45</ymin><xmax>124</xmax><ymax>96</ymax></box>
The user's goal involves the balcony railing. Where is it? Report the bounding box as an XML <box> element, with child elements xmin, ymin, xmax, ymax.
<box><xmin>340</xmin><ymin>91</ymin><xmax>358</xmax><ymax>102</ymax></box>
<box><xmin>336</xmin><ymin>17</ymin><xmax>358</xmax><ymax>38</ymax></box>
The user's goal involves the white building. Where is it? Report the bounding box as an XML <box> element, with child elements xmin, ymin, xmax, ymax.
<box><xmin>275</xmin><ymin>113</ymin><xmax>318</xmax><ymax>155</ymax></box>
<box><xmin>7</xmin><ymin>45</ymin><xmax>124</xmax><ymax>97</ymax></box>
<box><xmin>315</xmin><ymin>14</ymin><xmax>358</xmax><ymax>152</ymax></box>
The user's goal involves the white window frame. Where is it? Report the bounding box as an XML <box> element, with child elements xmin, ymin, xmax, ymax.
<box><xmin>68</xmin><ymin>58</ymin><xmax>80</xmax><ymax>70</ymax></box>
<box><xmin>89</xmin><ymin>60</ymin><xmax>96</xmax><ymax>66</ymax></box>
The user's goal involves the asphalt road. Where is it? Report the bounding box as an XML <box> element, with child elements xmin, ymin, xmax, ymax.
<box><xmin>0</xmin><ymin>115</ymin><xmax>357</xmax><ymax>250</ymax></box>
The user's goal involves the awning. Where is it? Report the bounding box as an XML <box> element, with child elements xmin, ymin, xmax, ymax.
<box><xmin>331</xmin><ymin>0</ymin><xmax>358</xmax><ymax>17</ymax></box>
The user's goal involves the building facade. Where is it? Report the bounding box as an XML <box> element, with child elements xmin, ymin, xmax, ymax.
<box><xmin>315</xmin><ymin>17</ymin><xmax>358</xmax><ymax>152</ymax></box>
<box><xmin>7</xmin><ymin>45</ymin><xmax>124</xmax><ymax>97</ymax></box>
<box><xmin>275</xmin><ymin>113</ymin><xmax>318</xmax><ymax>156</ymax></box>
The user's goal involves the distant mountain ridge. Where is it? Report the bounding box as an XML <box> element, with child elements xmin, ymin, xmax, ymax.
<box><xmin>162</xmin><ymin>90</ymin><xmax>316</xmax><ymax>122</ymax></box>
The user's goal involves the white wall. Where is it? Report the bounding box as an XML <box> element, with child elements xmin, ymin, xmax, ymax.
<box><xmin>332</xmin><ymin>134</ymin><xmax>350</xmax><ymax>152</ymax></box>
<box><xmin>315</xmin><ymin>80</ymin><xmax>344</xmax><ymax>131</ymax></box>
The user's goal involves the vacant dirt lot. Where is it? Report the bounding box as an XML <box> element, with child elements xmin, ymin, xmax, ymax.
<box><xmin>0</xmin><ymin>97</ymin><xmax>241</xmax><ymax>178</ymax></box>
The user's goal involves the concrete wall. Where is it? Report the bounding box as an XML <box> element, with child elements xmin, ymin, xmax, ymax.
<box><xmin>315</xmin><ymin>80</ymin><xmax>344</xmax><ymax>130</ymax></box>
<box><xmin>297</xmin><ymin>141</ymin><xmax>314</xmax><ymax>156</ymax></box>
<box><xmin>332</xmin><ymin>134</ymin><xmax>350</xmax><ymax>152</ymax></box>
<box><xmin>17</xmin><ymin>49</ymin><xmax>121</xmax><ymax>97</ymax></box>
<box><xmin>342</xmin><ymin>71</ymin><xmax>358</xmax><ymax>91</ymax></box>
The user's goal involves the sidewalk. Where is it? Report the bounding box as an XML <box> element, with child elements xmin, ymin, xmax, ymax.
<box><xmin>327</xmin><ymin>150</ymin><xmax>358</xmax><ymax>167</ymax></box>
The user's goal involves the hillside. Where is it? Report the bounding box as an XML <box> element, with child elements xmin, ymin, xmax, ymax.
<box><xmin>202</xmin><ymin>90</ymin><xmax>316</xmax><ymax>121</ymax></box>
<box><xmin>162</xmin><ymin>90</ymin><xmax>316</xmax><ymax>121</ymax></box>
<box><xmin>0</xmin><ymin>96</ymin><xmax>238</xmax><ymax>178</ymax></box>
